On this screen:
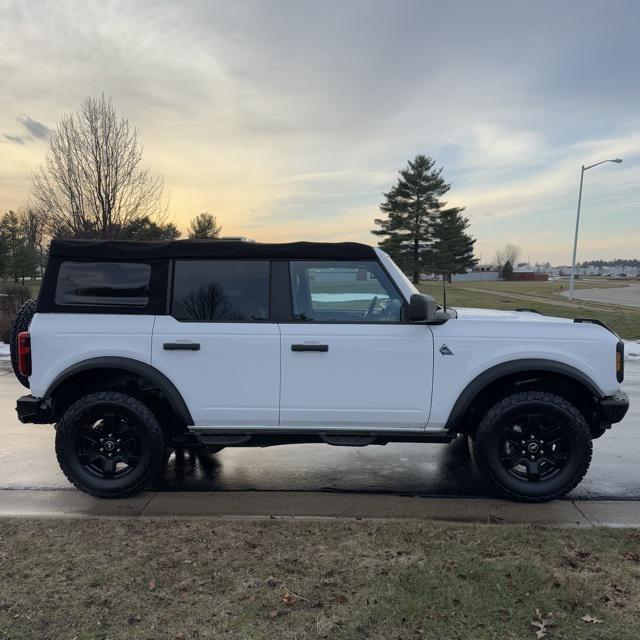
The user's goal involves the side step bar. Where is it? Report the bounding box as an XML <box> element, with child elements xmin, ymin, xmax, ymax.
<box><xmin>187</xmin><ymin>430</ymin><xmax>455</xmax><ymax>448</ymax></box>
<box><xmin>320</xmin><ymin>434</ymin><xmax>377</xmax><ymax>446</ymax></box>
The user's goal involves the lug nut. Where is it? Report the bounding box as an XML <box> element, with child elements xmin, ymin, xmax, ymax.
<box><xmin>116</xmin><ymin>448</ymin><xmax>121</xmax><ymax>453</ymax></box>
<box><xmin>100</xmin><ymin>448</ymin><xmax>104</xmax><ymax>452</ymax></box>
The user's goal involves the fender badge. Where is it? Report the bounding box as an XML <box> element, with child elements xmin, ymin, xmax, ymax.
<box><xmin>439</xmin><ymin>344</ymin><xmax>454</xmax><ymax>356</ymax></box>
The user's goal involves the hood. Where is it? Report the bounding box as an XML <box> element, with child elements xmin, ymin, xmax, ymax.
<box><xmin>452</xmin><ymin>307</ymin><xmax>572</xmax><ymax>324</ymax></box>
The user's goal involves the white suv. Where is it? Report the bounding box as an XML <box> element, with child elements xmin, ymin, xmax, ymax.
<box><xmin>14</xmin><ymin>239</ymin><xmax>629</xmax><ymax>501</ymax></box>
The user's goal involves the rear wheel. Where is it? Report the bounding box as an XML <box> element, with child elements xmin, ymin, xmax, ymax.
<box><xmin>55</xmin><ymin>392</ymin><xmax>166</xmax><ymax>498</ymax></box>
<box><xmin>10</xmin><ymin>298</ymin><xmax>37</xmax><ymax>388</ymax></box>
<box><xmin>470</xmin><ymin>391</ymin><xmax>592</xmax><ymax>502</ymax></box>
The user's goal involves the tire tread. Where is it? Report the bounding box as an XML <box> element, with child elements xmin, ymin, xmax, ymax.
<box><xmin>470</xmin><ymin>390</ymin><xmax>592</xmax><ymax>502</ymax></box>
<box><xmin>55</xmin><ymin>391</ymin><xmax>165</xmax><ymax>498</ymax></box>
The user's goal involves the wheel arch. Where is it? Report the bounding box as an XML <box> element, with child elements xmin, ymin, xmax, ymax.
<box><xmin>445</xmin><ymin>359</ymin><xmax>604</xmax><ymax>435</ymax></box>
<box><xmin>45</xmin><ymin>357</ymin><xmax>193</xmax><ymax>427</ymax></box>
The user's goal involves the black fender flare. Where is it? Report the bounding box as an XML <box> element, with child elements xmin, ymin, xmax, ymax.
<box><xmin>444</xmin><ymin>358</ymin><xmax>603</xmax><ymax>434</ymax></box>
<box><xmin>44</xmin><ymin>357</ymin><xmax>194</xmax><ymax>425</ymax></box>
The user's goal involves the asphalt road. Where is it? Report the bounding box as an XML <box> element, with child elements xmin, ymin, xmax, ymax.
<box><xmin>1</xmin><ymin>359</ymin><xmax>638</xmax><ymax>500</ymax></box>
<box><xmin>560</xmin><ymin>282</ymin><xmax>640</xmax><ymax>308</ymax></box>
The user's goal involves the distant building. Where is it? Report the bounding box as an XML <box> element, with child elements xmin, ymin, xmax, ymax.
<box><xmin>511</xmin><ymin>264</ymin><xmax>549</xmax><ymax>281</ymax></box>
<box><xmin>451</xmin><ymin>264</ymin><xmax>500</xmax><ymax>282</ymax></box>
<box><xmin>510</xmin><ymin>271</ymin><xmax>548</xmax><ymax>281</ymax></box>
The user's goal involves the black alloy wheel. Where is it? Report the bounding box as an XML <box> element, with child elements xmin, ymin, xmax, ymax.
<box><xmin>498</xmin><ymin>412</ymin><xmax>570</xmax><ymax>483</ymax></box>
<box><xmin>76</xmin><ymin>412</ymin><xmax>144</xmax><ymax>480</ymax></box>
<box><xmin>470</xmin><ymin>391</ymin><xmax>592</xmax><ymax>502</ymax></box>
<box><xmin>56</xmin><ymin>392</ymin><xmax>166</xmax><ymax>498</ymax></box>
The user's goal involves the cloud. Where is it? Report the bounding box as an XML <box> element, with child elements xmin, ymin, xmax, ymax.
<box><xmin>2</xmin><ymin>114</ymin><xmax>50</xmax><ymax>146</ymax></box>
<box><xmin>0</xmin><ymin>0</ymin><xmax>638</xmax><ymax>261</ymax></box>
<box><xmin>3</xmin><ymin>134</ymin><xmax>27</xmax><ymax>145</ymax></box>
<box><xmin>17</xmin><ymin>114</ymin><xmax>50</xmax><ymax>140</ymax></box>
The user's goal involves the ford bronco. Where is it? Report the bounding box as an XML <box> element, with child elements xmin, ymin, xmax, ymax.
<box><xmin>13</xmin><ymin>239</ymin><xmax>629</xmax><ymax>501</ymax></box>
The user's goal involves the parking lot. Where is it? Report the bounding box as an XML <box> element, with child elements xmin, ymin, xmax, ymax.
<box><xmin>560</xmin><ymin>282</ymin><xmax>640</xmax><ymax>308</ymax></box>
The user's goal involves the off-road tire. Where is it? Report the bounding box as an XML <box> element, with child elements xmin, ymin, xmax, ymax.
<box><xmin>469</xmin><ymin>391</ymin><xmax>592</xmax><ymax>502</ymax></box>
<box><xmin>55</xmin><ymin>391</ymin><xmax>166</xmax><ymax>498</ymax></box>
<box><xmin>9</xmin><ymin>298</ymin><xmax>37</xmax><ymax>388</ymax></box>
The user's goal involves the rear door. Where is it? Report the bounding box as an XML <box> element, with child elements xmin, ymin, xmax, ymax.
<box><xmin>279</xmin><ymin>260</ymin><xmax>434</xmax><ymax>430</ymax></box>
<box><xmin>152</xmin><ymin>260</ymin><xmax>280</xmax><ymax>427</ymax></box>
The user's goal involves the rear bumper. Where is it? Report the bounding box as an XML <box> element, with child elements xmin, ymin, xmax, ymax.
<box><xmin>598</xmin><ymin>390</ymin><xmax>629</xmax><ymax>424</ymax></box>
<box><xmin>16</xmin><ymin>395</ymin><xmax>53</xmax><ymax>424</ymax></box>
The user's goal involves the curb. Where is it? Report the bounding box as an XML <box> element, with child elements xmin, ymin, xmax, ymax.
<box><xmin>2</xmin><ymin>490</ymin><xmax>640</xmax><ymax>527</ymax></box>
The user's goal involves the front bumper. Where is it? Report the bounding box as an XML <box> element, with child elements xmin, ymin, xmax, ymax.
<box><xmin>16</xmin><ymin>395</ymin><xmax>53</xmax><ymax>424</ymax></box>
<box><xmin>598</xmin><ymin>390</ymin><xmax>630</xmax><ymax>424</ymax></box>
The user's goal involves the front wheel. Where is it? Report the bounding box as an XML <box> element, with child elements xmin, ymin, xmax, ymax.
<box><xmin>469</xmin><ymin>391</ymin><xmax>592</xmax><ymax>502</ymax></box>
<box><xmin>55</xmin><ymin>392</ymin><xmax>166</xmax><ymax>498</ymax></box>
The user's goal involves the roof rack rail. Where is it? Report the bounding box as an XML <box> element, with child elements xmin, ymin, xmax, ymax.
<box><xmin>515</xmin><ymin>308</ymin><xmax>541</xmax><ymax>314</ymax></box>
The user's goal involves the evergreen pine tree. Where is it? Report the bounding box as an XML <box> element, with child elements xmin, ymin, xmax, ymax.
<box><xmin>372</xmin><ymin>155</ymin><xmax>452</xmax><ymax>283</ymax></box>
<box><xmin>0</xmin><ymin>235</ymin><xmax>7</xmax><ymax>279</ymax></box>
<box><xmin>12</xmin><ymin>240</ymin><xmax>39</xmax><ymax>284</ymax></box>
<box><xmin>188</xmin><ymin>212</ymin><xmax>222</xmax><ymax>239</ymax></box>
<box><xmin>501</xmin><ymin>260</ymin><xmax>514</xmax><ymax>280</ymax></box>
<box><xmin>428</xmin><ymin>208</ymin><xmax>477</xmax><ymax>282</ymax></box>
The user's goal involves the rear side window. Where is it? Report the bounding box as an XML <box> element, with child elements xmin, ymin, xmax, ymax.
<box><xmin>172</xmin><ymin>260</ymin><xmax>270</xmax><ymax>322</ymax></box>
<box><xmin>55</xmin><ymin>262</ymin><xmax>151</xmax><ymax>307</ymax></box>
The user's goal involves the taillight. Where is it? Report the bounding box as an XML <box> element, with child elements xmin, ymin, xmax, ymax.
<box><xmin>17</xmin><ymin>331</ymin><xmax>31</xmax><ymax>378</ymax></box>
<box><xmin>616</xmin><ymin>341</ymin><xmax>624</xmax><ymax>383</ymax></box>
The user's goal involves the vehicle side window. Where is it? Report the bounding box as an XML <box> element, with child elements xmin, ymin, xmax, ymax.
<box><xmin>55</xmin><ymin>261</ymin><xmax>151</xmax><ymax>307</ymax></box>
<box><xmin>172</xmin><ymin>260</ymin><xmax>270</xmax><ymax>322</ymax></box>
<box><xmin>289</xmin><ymin>261</ymin><xmax>404</xmax><ymax>322</ymax></box>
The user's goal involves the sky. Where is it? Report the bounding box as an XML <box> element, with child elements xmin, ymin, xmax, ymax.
<box><xmin>1</xmin><ymin>0</ymin><xmax>639</xmax><ymax>264</ymax></box>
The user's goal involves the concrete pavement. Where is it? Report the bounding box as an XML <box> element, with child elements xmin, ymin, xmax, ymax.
<box><xmin>1</xmin><ymin>359</ymin><xmax>639</xmax><ymax>526</ymax></box>
<box><xmin>2</xmin><ymin>489</ymin><xmax>640</xmax><ymax>527</ymax></box>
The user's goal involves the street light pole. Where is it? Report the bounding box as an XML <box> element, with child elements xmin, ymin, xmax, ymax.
<box><xmin>568</xmin><ymin>166</ymin><xmax>586</xmax><ymax>301</ymax></box>
<box><xmin>568</xmin><ymin>158</ymin><xmax>623</xmax><ymax>300</ymax></box>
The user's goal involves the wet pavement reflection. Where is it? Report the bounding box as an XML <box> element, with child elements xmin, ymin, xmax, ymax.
<box><xmin>2</xmin><ymin>361</ymin><xmax>639</xmax><ymax>500</ymax></box>
<box><xmin>161</xmin><ymin>437</ymin><xmax>493</xmax><ymax>496</ymax></box>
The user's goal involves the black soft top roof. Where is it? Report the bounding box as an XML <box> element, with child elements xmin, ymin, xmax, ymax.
<box><xmin>49</xmin><ymin>239</ymin><xmax>377</xmax><ymax>261</ymax></box>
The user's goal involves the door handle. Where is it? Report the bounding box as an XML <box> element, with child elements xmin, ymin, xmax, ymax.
<box><xmin>163</xmin><ymin>342</ymin><xmax>200</xmax><ymax>351</ymax></box>
<box><xmin>291</xmin><ymin>344</ymin><xmax>329</xmax><ymax>352</ymax></box>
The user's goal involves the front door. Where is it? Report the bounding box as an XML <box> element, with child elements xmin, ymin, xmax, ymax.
<box><xmin>279</xmin><ymin>260</ymin><xmax>434</xmax><ymax>430</ymax></box>
<box><xmin>152</xmin><ymin>259</ymin><xmax>280</xmax><ymax>427</ymax></box>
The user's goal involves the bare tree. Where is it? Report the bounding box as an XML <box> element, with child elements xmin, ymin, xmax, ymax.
<box><xmin>31</xmin><ymin>94</ymin><xmax>164</xmax><ymax>239</ymax></box>
<box><xmin>174</xmin><ymin>283</ymin><xmax>241</xmax><ymax>321</ymax></box>
<box><xmin>494</xmin><ymin>243</ymin><xmax>522</xmax><ymax>269</ymax></box>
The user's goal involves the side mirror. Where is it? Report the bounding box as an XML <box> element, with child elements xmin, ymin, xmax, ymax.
<box><xmin>408</xmin><ymin>293</ymin><xmax>437</xmax><ymax>322</ymax></box>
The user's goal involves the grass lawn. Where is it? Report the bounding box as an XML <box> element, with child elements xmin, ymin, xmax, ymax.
<box><xmin>1</xmin><ymin>518</ymin><xmax>640</xmax><ymax>639</ymax></box>
<box><xmin>417</xmin><ymin>280</ymin><xmax>640</xmax><ymax>340</ymax></box>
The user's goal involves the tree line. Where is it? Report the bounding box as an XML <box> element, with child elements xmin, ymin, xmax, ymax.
<box><xmin>0</xmin><ymin>207</ymin><xmax>222</xmax><ymax>282</ymax></box>
<box><xmin>581</xmin><ymin>259</ymin><xmax>640</xmax><ymax>268</ymax></box>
